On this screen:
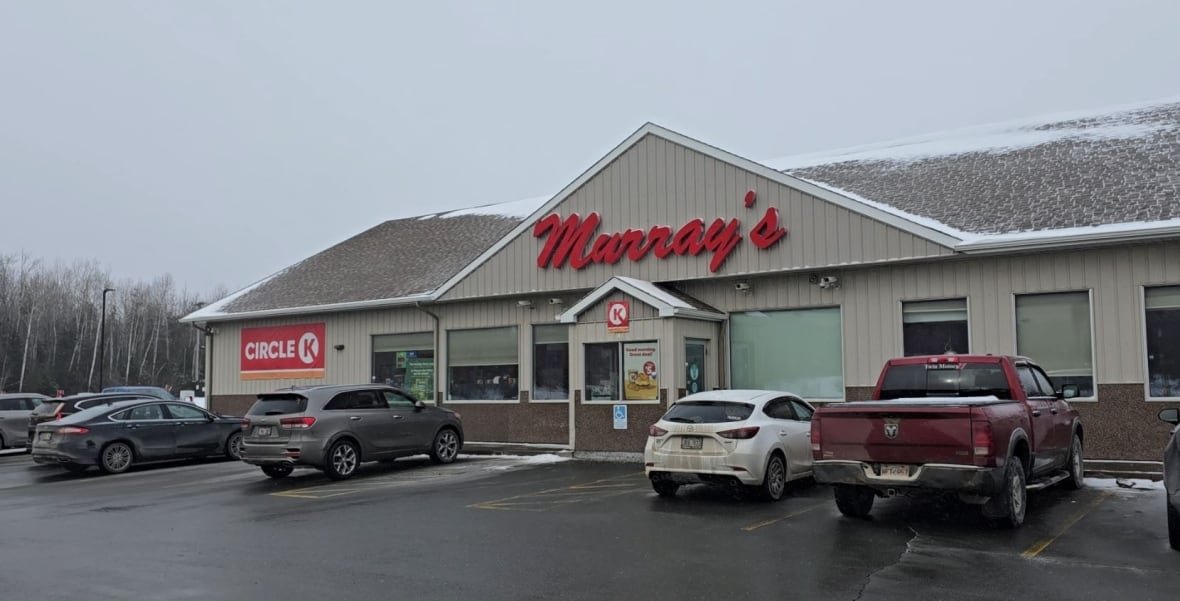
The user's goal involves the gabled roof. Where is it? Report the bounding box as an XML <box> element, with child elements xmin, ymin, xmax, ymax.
<box><xmin>556</xmin><ymin>276</ymin><xmax>726</xmax><ymax>323</ymax></box>
<box><xmin>768</xmin><ymin>97</ymin><xmax>1180</xmax><ymax>246</ymax></box>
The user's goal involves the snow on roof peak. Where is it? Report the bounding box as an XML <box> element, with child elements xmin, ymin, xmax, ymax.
<box><xmin>766</xmin><ymin>96</ymin><xmax>1180</xmax><ymax>170</ymax></box>
<box><xmin>415</xmin><ymin>195</ymin><xmax>551</xmax><ymax>221</ymax></box>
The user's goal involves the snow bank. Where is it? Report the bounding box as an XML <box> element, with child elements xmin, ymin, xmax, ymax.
<box><xmin>1084</xmin><ymin>477</ymin><xmax>1165</xmax><ymax>491</ymax></box>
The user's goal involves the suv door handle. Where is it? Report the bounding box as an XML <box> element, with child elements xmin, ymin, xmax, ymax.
<box><xmin>391</xmin><ymin>415</ymin><xmax>403</xmax><ymax>420</ymax></box>
<box><xmin>128</xmin><ymin>424</ymin><xmax>143</xmax><ymax>429</ymax></box>
<box><xmin>349</xmin><ymin>416</ymin><xmax>362</xmax><ymax>421</ymax></box>
<box><xmin>1032</xmin><ymin>410</ymin><xmax>1042</xmax><ymax>417</ymax></box>
<box><xmin>1050</xmin><ymin>408</ymin><xmax>1059</xmax><ymax>415</ymax></box>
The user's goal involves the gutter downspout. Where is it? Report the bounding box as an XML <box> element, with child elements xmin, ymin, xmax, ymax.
<box><xmin>415</xmin><ymin>302</ymin><xmax>442</xmax><ymax>405</ymax></box>
<box><xmin>191</xmin><ymin>323</ymin><xmax>214</xmax><ymax>410</ymax></box>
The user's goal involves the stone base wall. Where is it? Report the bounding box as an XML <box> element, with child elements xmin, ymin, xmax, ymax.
<box><xmin>576</xmin><ymin>403</ymin><xmax>666</xmax><ymax>452</ymax></box>
<box><xmin>444</xmin><ymin>402</ymin><xmax>568</xmax><ymax>445</ymax></box>
<box><xmin>1075</xmin><ymin>384</ymin><xmax>1170</xmax><ymax>461</ymax></box>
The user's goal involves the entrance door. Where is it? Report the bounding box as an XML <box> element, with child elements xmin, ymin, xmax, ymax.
<box><xmin>685</xmin><ymin>339</ymin><xmax>708</xmax><ymax>396</ymax></box>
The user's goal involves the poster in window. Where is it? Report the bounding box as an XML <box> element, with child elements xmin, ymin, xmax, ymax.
<box><xmin>623</xmin><ymin>342</ymin><xmax>659</xmax><ymax>401</ymax></box>
<box><xmin>405</xmin><ymin>357</ymin><xmax>434</xmax><ymax>402</ymax></box>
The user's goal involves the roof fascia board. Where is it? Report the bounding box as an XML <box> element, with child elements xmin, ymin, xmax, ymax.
<box><xmin>556</xmin><ymin>276</ymin><xmax>680</xmax><ymax>323</ymax></box>
<box><xmin>180</xmin><ymin>294</ymin><xmax>433</xmax><ymax>324</ymax></box>
<box><xmin>956</xmin><ymin>223</ymin><xmax>1180</xmax><ymax>253</ymax></box>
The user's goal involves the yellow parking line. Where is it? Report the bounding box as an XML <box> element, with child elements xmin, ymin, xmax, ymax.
<box><xmin>469</xmin><ymin>471</ymin><xmax>646</xmax><ymax>511</ymax></box>
<box><xmin>1021</xmin><ymin>490</ymin><xmax>1113</xmax><ymax>559</ymax></box>
<box><xmin>741</xmin><ymin>502</ymin><xmax>829</xmax><ymax>532</ymax></box>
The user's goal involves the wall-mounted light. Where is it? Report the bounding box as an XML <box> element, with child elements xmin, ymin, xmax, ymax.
<box><xmin>334</xmin><ymin>344</ymin><xmax>346</xmax><ymax>351</ymax></box>
<box><xmin>516</xmin><ymin>299</ymin><xmax>535</xmax><ymax>309</ymax></box>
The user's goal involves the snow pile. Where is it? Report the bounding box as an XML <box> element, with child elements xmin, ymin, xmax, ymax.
<box><xmin>1084</xmin><ymin>477</ymin><xmax>1165</xmax><ymax>491</ymax></box>
<box><xmin>463</xmin><ymin>453</ymin><xmax>572</xmax><ymax>470</ymax></box>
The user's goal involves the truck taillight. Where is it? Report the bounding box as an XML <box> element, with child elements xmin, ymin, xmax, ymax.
<box><xmin>810</xmin><ymin>418</ymin><xmax>822</xmax><ymax>458</ymax></box>
<box><xmin>717</xmin><ymin>426</ymin><xmax>760</xmax><ymax>440</ymax></box>
<box><xmin>972</xmin><ymin>420</ymin><xmax>993</xmax><ymax>458</ymax></box>
<box><xmin>279</xmin><ymin>416</ymin><xmax>316</xmax><ymax>430</ymax></box>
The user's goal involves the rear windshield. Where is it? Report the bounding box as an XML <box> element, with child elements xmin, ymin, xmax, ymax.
<box><xmin>31</xmin><ymin>401</ymin><xmax>66</xmax><ymax>416</ymax></box>
<box><xmin>662</xmin><ymin>401</ymin><xmax>754</xmax><ymax>424</ymax></box>
<box><xmin>879</xmin><ymin>363</ymin><xmax>1013</xmax><ymax>400</ymax></box>
<box><xmin>248</xmin><ymin>395</ymin><xmax>308</xmax><ymax>416</ymax></box>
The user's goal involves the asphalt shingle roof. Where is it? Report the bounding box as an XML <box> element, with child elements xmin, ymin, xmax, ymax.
<box><xmin>771</xmin><ymin>99</ymin><xmax>1180</xmax><ymax>235</ymax></box>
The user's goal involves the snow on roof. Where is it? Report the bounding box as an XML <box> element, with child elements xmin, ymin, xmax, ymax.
<box><xmin>414</xmin><ymin>195</ymin><xmax>551</xmax><ymax>221</ymax></box>
<box><xmin>766</xmin><ymin>96</ymin><xmax>1180</xmax><ymax>169</ymax></box>
<box><xmin>614</xmin><ymin>276</ymin><xmax>695</xmax><ymax>309</ymax></box>
<box><xmin>795</xmin><ymin>176</ymin><xmax>975</xmax><ymax>241</ymax></box>
<box><xmin>182</xmin><ymin>270</ymin><xmax>287</xmax><ymax>320</ymax></box>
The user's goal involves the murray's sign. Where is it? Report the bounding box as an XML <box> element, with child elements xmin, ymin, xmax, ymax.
<box><xmin>532</xmin><ymin>191</ymin><xmax>786</xmax><ymax>272</ymax></box>
<box><xmin>240</xmin><ymin>323</ymin><xmax>326</xmax><ymax>380</ymax></box>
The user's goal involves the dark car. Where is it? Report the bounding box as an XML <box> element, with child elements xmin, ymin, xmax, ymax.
<box><xmin>0</xmin><ymin>393</ymin><xmax>47</xmax><ymax>449</ymax></box>
<box><xmin>1160</xmin><ymin>408</ymin><xmax>1180</xmax><ymax>551</ymax></box>
<box><xmin>31</xmin><ymin>399</ymin><xmax>244</xmax><ymax>474</ymax></box>
<box><xmin>101</xmin><ymin>386</ymin><xmax>178</xmax><ymax>401</ymax></box>
<box><xmin>241</xmin><ymin>384</ymin><xmax>463</xmax><ymax>480</ymax></box>
<box><xmin>26</xmin><ymin>393</ymin><xmax>158</xmax><ymax>450</ymax></box>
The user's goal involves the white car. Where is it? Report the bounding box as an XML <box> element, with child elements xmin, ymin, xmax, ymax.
<box><xmin>644</xmin><ymin>390</ymin><xmax>815</xmax><ymax>501</ymax></box>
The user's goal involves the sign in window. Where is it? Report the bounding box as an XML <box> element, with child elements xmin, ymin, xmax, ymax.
<box><xmin>730</xmin><ymin>308</ymin><xmax>844</xmax><ymax>399</ymax></box>
<box><xmin>1015</xmin><ymin>292</ymin><xmax>1094</xmax><ymax>397</ymax></box>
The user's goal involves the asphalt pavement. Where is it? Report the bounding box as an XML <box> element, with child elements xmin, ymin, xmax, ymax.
<box><xmin>0</xmin><ymin>452</ymin><xmax>1175</xmax><ymax>601</ymax></box>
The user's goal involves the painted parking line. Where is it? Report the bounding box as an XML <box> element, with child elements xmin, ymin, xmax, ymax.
<box><xmin>1021</xmin><ymin>490</ymin><xmax>1114</xmax><ymax>559</ymax></box>
<box><xmin>741</xmin><ymin>501</ymin><xmax>830</xmax><ymax>532</ymax></box>
<box><xmin>470</xmin><ymin>471</ymin><xmax>648</xmax><ymax>512</ymax></box>
<box><xmin>267</xmin><ymin>457</ymin><xmax>561</xmax><ymax>500</ymax></box>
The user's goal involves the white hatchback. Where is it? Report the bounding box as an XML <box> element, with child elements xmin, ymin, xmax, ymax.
<box><xmin>644</xmin><ymin>390</ymin><xmax>815</xmax><ymax>501</ymax></box>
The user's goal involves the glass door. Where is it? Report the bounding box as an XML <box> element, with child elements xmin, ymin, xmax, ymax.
<box><xmin>685</xmin><ymin>339</ymin><xmax>708</xmax><ymax>395</ymax></box>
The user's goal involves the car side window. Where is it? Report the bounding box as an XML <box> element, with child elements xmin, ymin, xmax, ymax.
<box><xmin>28</xmin><ymin>398</ymin><xmax>44</xmax><ymax>409</ymax></box>
<box><xmin>0</xmin><ymin>398</ymin><xmax>21</xmax><ymax>411</ymax></box>
<box><xmin>383</xmin><ymin>390</ymin><xmax>417</xmax><ymax>409</ymax></box>
<box><xmin>790</xmin><ymin>399</ymin><xmax>814</xmax><ymax>422</ymax></box>
<box><xmin>325</xmin><ymin>392</ymin><xmax>359</xmax><ymax>411</ymax></box>
<box><xmin>763</xmin><ymin>398</ymin><xmax>797</xmax><ymax>420</ymax></box>
<box><xmin>126</xmin><ymin>404</ymin><xmax>165</xmax><ymax>421</ymax></box>
<box><xmin>166</xmin><ymin>404</ymin><xmax>207</xmax><ymax>420</ymax></box>
<box><xmin>1015</xmin><ymin>366</ymin><xmax>1044</xmax><ymax>398</ymax></box>
<box><xmin>1031</xmin><ymin>367</ymin><xmax>1056</xmax><ymax>397</ymax></box>
<box><xmin>355</xmin><ymin>391</ymin><xmax>384</xmax><ymax>409</ymax></box>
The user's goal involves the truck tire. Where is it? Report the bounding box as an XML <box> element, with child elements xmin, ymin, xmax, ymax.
<box><xmin>1065</xmin><ymin>435</ymin><xmax>1084</xmax><ymax>490</ymax></box>
<box><xmin>834</xmin><ymin>484</ymin><xmax>875</xmax><ymax>518</ymax></box>
<box><xmin>984</xmin><ymin>459</ymin><xmax>1027</xmax><ymax>528</ymax></box>
<box><xmin>1168</xmin><ymin>499</ymin><xmax>1180</xmax><ymax>551</ymax></box>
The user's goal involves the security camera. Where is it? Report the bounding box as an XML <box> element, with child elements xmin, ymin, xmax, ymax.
<box><xmin>817</xmin><ymin>276</ymin><xmax>841</xmax><ymax>290</ymax></box>
<box><xmin>734</xmin><ymin>282</ymin><xmax>751</xmax><ymax>292</ymax></box>
<box><xmin>548</xmin><ymin>298</ymin><xmax>564</xmax><ymax>305</ymax></box>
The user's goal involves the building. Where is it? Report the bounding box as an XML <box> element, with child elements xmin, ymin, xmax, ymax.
<box><xmin>183</xmin><ymin>99</ymin><xmax>1180</xmax><ymax>460</ymax></box>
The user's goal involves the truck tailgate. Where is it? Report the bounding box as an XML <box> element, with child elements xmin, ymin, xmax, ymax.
<box><xmin>817</xmin><ymin>404</ymin><xmax>978</xmax><ymax>464</ymax></box>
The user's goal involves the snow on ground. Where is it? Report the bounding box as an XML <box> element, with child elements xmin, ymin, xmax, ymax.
<box><xmin>1084</xmin><ymin>477</ymin><xmax>1165</xmax><ymax>491</ymax></box>
<box><xmin>458</xmin><ymin>453</ymin><xmax>572</xmax><ymax>470</ymax></box>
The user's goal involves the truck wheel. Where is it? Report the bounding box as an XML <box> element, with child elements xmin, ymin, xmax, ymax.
<box><xmin>1065</xmin><ymin>435</ymin><xmax>1084</xmax><ymax>490</ymax></box>
<box><xmin>1168</xmin><ymin>499</ymin><xmax>1180</xmax><ymax>551</ymax></box>
<box><xmin>985</xmin><ymin>460</ymin><xmax>1027</xmax><ymax>528</ymax></box>
<box><xmin>834</xmin><ymin>484</ymin><xmax>875</xmax><ymax>518</ymax></box>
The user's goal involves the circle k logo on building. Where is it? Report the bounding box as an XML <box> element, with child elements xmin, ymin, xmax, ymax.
<box><xmin>607</xmin><ymin>300</ymin><xmax>630</xmax><ymax>333</ymax></box>
<box><xmin>240</xmin><ymin>323</ymin><xmax>326</xmax><ymax>380</ymax></box>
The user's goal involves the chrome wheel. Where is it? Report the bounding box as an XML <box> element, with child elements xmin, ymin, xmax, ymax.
<box><xmin>1009</xmin><ymin>468</ymin><xmax>1026</xmax><ymax>522</ymax></box>
<box><xmin>767</xmin><ymin>457</ymin><xmax>786</xmax><ymax>498</ymax></box>
<box><xmin>227</xmin><ymin>433</ymin><xmax>244</xmax><ymax>460</ymax></box>
<box><xmin>1069</xmin><ymin>438</ymin><xmax>1084</xmax><ymax>486</ymax></box>
<box><xmin>101</xmin><ymin>443</ymin><xmax>133</xmax><ymax>474</ymax></box>
<box><xmin>331</xmin><ymin>443</ymin><xmax>358</xmax><ymax>477</ymax></box>
<box><xmin>436</xmin><ymin>430</ymin><xmax>459</xmax><ymax>462</ymax></box>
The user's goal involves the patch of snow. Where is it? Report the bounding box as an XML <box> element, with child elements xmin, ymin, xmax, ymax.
<box><xmin>458</xmin><ymin>453</ymin><xmax>572</xmax><ymax>470</ymax></box>
<box><xmin>765</xmin><ymin>97</ymin><xmax>1180</xmax><ymax>169</ymax></box>
<box><xmin>615</xmin><ymin>276</ymin><xmax>695</xmax><ymax>309</ymax></box>
<box><xmin>181</xmin><ymin>270</ymin><xmax>287</xmax><ymax>321</ymax></box>
<box><xmin>434</xmin><ymin>195</ymin><xmax>551</xmax><ymax>220</ymax></box>
<box><xmin>958</xmin><ymin>218</ymin><xmax>1180</xmax><ymax>247</ymax></box>
<box><xmin>1084</xmin><ymin>477</ymin><xmax>1164</xmax><ymax>491</ymax></box>
<box><xmin>794</xmin><ymin>176</ymin><xmax>975</xmax><ymax>241</ymax></box>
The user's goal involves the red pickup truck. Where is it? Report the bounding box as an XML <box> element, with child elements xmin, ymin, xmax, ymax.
<box><xmin>810</xmin><ymin>355</ymin><xmax>1084</xmax><ymax>527</ymax></box>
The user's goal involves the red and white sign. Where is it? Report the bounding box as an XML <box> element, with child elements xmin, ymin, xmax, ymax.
<box><xmin>240</xmin><ymin>323</ymin><xmax>326</xmax><ymax>381</ymax></box>
<box><xmin>606</xmin><ymin>300</ymin><xmax>630</xmax><ymax>333</ymax></box>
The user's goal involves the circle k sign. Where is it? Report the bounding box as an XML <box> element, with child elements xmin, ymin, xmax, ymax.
<box><xmin>606</xmin><ymin>300</ymin><xmax>630</xmax><ymax>333</ymax></box>
<box><xmin>240</xmin><ymin>323</ymin><xmax>327</xmax><ymax>380</ymax></box>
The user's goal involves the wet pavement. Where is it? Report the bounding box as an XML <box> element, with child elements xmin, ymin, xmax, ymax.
<box><xmin>0</xmin><ymin>452</ymin><xmax>1175</xmax><ymax>601</ymax></box>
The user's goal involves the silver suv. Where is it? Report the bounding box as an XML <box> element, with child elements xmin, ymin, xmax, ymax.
<box><xmin>240</xmin><ymin>385</ymin><xmax>463</xmax><ymax>480</ymax></box>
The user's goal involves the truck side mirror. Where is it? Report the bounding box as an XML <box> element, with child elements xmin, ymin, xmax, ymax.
<box><xmin>1159</xmin><ymin>408</ymin><xmax>1180</xmax><ymax>425</ymax></box>
<box><xmin>1058</xmin><ymin>385</ymin><xmax>1079</xmax><ymax>400</ymax></box>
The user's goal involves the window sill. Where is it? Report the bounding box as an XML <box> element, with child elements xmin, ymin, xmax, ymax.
<box><xmin>529</xmin><ymin>399</ymin><xmax>570</xmax><ymax>404</ymax></box>
<box><xmin>443</xmin><ymin>399</ymin><xmax>522</xmax><ymax>404</ymax></box>
<box><xmin>1145</xmin><ymin>397</ymin><xmax>1180</xmax><ymax>403</ymax></box>
<box><xmin>581</xmin><ymin>400</ymin><xmax>662</xmax><ymax>405</ymax></box>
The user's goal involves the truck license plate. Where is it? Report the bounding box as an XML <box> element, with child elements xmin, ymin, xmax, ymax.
<box><xmin>880</xmin><ymin>464</ymin><xmax>909</xmax><ymax>479</ymax></box>
<box><xmin>680</xmin><ymin>436</ymin><xmax>703</xmax><ymax>450</ymax></box>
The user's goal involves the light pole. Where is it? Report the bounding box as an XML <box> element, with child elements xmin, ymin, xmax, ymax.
<box><xmin>98</xmin><ymin>287</ymin><xmax>115</xmax><ymax>391</ymax></box>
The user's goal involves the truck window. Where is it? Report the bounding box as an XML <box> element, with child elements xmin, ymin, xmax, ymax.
<box><xmin>1031</xmin><ymin>367</ymin><xmax>1057</xmax><ymax>396</ymax></box>
<box><xmin>879</xmin><ymin>364</ymin><xmax>1013</xmax><ymax>400</ymax></box>
<box><xmin>1016</xmin><ymin>366</ymin><xmax>1044</xmax><ymax>397</ymax></box>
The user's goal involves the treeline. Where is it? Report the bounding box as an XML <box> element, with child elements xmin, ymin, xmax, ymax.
<box><xmin>0</xmin><ymin>253</ymin><xmax>225</xmax><ymax>395</ymax></box>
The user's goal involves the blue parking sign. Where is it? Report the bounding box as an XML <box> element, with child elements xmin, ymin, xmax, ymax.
<box><xmin>613</xmin><ymin>404</ymin><xmax>627</xmax><ymax>430</ymax></box>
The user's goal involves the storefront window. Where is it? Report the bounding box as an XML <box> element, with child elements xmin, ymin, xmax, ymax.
<box><xmin>447</xmin><ymin>327</ymin><xmax>519</xmax><ymax>401</ymax></box>
<box><xmin>730</xmin><ymin>308</ymin><xmax>844</xmax><ymax>399</ymax></box>
<box><xmin>372</xmin><ymin>332</ymin><xmax>434</xmax><ymax>402</ymax></box>
<box><xmin>903</xmin><ymin>299</ymin><xmax>969</xmax><ymax>356</ymax></box>
<box><xmin>1146</xmin><ymin>286</ymin><xmax>1180</xmax><ymax>398</ymax></box>
<box><xmin>533</xmin><ymin>325</ymin><xmax>570</xmax><ymax>400</ymax></box>
<box><xmin>1015</xmin><ymin>292</ymin><xmax>1093</xmax><ymax>397</ymax></box>
<box><xmin>583</xmin><ymin>341</ymin><xmax>661</xmax><ymax>401</ymax></box>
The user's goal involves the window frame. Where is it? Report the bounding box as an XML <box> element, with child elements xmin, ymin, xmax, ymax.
<box><xmin>531</xmin><ymin>324</ymin><xmax>570</xmax><ymax>403</ymax></box>
<box><xmin>1142</xmin><ymin>284</ymin><xmax>1180</xmax><ymax>402</ymax></box>
<box><xmin>445</xmin><ymin>326</ymin><xmax>521</xmax><ymax>404</ymax></box>
<box><xmin>581</xmin><ymin>340</ymin><xmax>661</xmax><ymax>405</ymax></box>
<box><xmin>370</xmin><ymin>331</ymin><xmax>435</xmax><ymax>404</ymax></box>
<box><xmin>1011</xmin><ymin>290</ymin><xmax>1097</xmax><ymax>402</ymax></box>
<box><xmin>382</xmin><ymin>389</ymin><xmax>419</xmax><ymax>409</ymax></box>
<box><xmin>899</xmin><ymin>297</ymin><xmax>971</xmax><ymax>357</ymax></box>
<box><xmin>726</xmin><ymin>305</ymin><xmax>846</xmax><ymax>403</ymax></box>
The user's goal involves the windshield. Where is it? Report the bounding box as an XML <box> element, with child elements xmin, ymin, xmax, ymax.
<box><xmin>661</xmin><ymin>401</ymin><xmax>754</xmax><ymax>424</ymax></box>
<box><xmin>879</xmin><ymin>364</ymin><xmax>1013</xmax><ymax>400</ymax></box>
<box><xmin>248</xmin><ymin>395</ymin><xmax>308</xmax><ymax>416</ymax></box>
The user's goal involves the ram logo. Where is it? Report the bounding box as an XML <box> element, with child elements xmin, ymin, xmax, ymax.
<box><xmin>883</xmin><ymin>421</ymin><xmax>900</xmax><ymax>439</ymax></box>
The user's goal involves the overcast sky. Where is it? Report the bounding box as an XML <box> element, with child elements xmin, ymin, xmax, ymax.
<box><xmin>2</xmin><ymin>1</ymin><xmax>1177</xmax><ymax>297</ymax></box>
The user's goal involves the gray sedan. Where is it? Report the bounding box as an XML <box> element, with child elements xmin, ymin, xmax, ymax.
<box><xmin>0</xmin><ymin>393</ymin><xmax>47</xmax><ymax>449</ymax></box>
<box><xmin>32</xmin><ymin>400</ymin><xmax>244</xmax><ymax>474</ymax></box>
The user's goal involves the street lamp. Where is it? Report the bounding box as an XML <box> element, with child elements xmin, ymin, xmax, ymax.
<box><xmin>98</xmin><ymin>287</ymin><xmax>115</xmax><ymax>391</ymax></box>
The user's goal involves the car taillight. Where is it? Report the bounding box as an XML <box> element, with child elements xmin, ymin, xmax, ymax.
<box><xmin>279</xmin><ymin>416</ymin><xmax>316</xmax><ymax>430</ymax></box>
<box><xmin>649</xmin><ymin>425</ymin><xmax>668</xmax><ymax>437</ymax></box>
<box><xmin>241</xmin><ymin>418</ymin><xmax>251</xmax><ymax>430</ymax></box>
<box><xmin>717</xmin><ymin>426</ymin><xmax>760</xmax><ymax>440</ymax></box>
<box><xmin>58</xmin><ymin>427</ymin><xmax>89</xmax><ymax>435</ymax></box>
<box><xmin>972</xmin><ymin>420</ymin><xmax>993</xmax><ymax>458</ymax></box>
<box><xmin>810</xmin><ymin>418</ymin><xmax>822</xmax><ymax>458</ymax></box>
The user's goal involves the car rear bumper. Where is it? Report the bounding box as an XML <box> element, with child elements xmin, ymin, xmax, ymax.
<box><xmin>241</xmin><ymin>440</ymin><xmax>325</xmax><ymax>468</ymax></box>
<box><xmin>813</xmin><ymin>460</ymin><xmax>1004</xmax><ymax>495</ymax></box>
<box><xmin>31</xmin><ymin>447</ymin><xmax>95</xmax><ymax>466</ymax></box>
<box><xmin>644</xmin><ymin>444</ymin><xmax>765</xmax><ymax>485</ymax></box>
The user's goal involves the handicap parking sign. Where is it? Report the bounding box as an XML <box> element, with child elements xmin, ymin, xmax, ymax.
<box><xmin>613</xmin><ymin>404</ymin><xmax>627</xmax><ymax>430</ymax></box>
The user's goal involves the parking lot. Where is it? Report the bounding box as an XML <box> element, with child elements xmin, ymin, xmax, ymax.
<box><xmin>0</xmin><ymin>450</ymin><xmax>1175</xmax><ymax>601</ymax></box>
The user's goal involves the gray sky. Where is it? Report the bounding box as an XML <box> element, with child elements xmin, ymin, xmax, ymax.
<box><xmin>2</xmin><ymin>1</ymin><xmax>1177</xmax><ymax>297</ymax></box>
